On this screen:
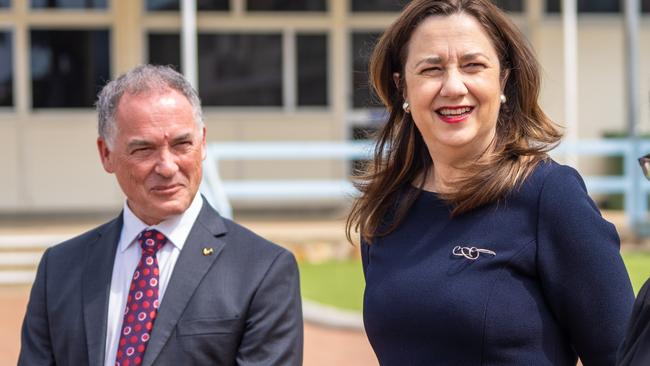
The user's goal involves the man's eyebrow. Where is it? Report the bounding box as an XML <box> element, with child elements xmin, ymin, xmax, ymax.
<box><xmin>127</xmin><ymin>139</ymin><xmax>153</xmax><ymax>149</ymax></box>
<box><xmin>171</xmin><ymin>133</ymin><xmax>193</xmax><ymax>144</ymax></box>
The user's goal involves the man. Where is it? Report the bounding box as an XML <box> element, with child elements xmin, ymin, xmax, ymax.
<box><xmin>18</xmin><ymin>65</ymin><xmax>303</xmax><ymax>366</ymax></box>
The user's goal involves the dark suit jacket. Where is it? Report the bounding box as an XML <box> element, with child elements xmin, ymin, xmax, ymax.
<box><xmin>18</xmin><ymin>199</ymin><xmax>303</xmax><ymax>366</ymax></box>
<box><xmin>618</xmin><ymin>278</ymin><xmax>650</xmax><ymax>366</ymax></box>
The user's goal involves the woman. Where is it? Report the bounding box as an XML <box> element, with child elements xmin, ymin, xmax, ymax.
<box><xmin>617</xmin><ymin>155</ymin><xmax>650</xmax><ymax>366</ymax></box>
<box><xmin>346</xmin><ymin>0</ymin><xmax>635</xmax><ymax>364</ymax></box>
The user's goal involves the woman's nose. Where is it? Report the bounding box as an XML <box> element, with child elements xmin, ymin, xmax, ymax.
<box><xmin>439</xmin><ymin>69</ymin><xmax>468</xmax><ymax>98</ymax></box>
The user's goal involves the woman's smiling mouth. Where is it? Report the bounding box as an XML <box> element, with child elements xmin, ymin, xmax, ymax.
<box><xmin>435</xmin><ymin>106</ymin><xmax>474</xmax><ymax>124</ymax></box>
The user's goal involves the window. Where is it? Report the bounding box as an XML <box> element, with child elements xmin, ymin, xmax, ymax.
<box><xmin>352</xmin><ymin>32</ymin><xmax>382</xmax><ymax>109</ymax></box>
<box><xmin>297</xmin><ymin>34</ymin><xmax>328</xmax><ymax>106</ymax></box>
<box><xmin>30</xmin><ymin>29</ymin><xmax>110</xmax><ymax>108</ymax></box>
<box><xmin>198</xmin><ymin>33</ymin><xmax>283</xmax><ymax>106</ymax></box>
<box><xmin>31</xmin><ymin>0</ymin><xmax>107</xmax><ymax>9</ymax></box>
<box><xmin>247</xmin><ymin>0</ymin><xmax>327</xmax><ymax>11</ymax></box>
<box><xmin>0</xmin><ymin>31</ymin><xmax>12</xmax><ymax>107</ymax></box>
<box><xmin>350</xmin><ymin>0</ymin><xmax>404</xmax><ymax>12</ymax></box>
<box><xmin>492</xmin><ymin>0</ymin><xmax>523</xmax><ymax>12</ymax></box>
<box><xmin>146</xmin><ymin>0</ymin><xmax>229</xmax><ymax>11</ymax></box>
<box><xmin>547</xmin><ymin>0</ymin><xmax>650</xmax><ymax>13</ymax></box>
<box><xmin>148</xmin><ymin>33</ymin><xmax>181</xmax><ymax>71</ymax></box>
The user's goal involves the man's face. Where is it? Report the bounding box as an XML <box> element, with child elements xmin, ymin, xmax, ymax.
<box><xmin>97</xmin><ymin>89</ymin><xmax>206</xmax><ymax>225</ymax></box>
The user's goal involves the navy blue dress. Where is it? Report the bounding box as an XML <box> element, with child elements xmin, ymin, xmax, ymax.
<box><xmin>362</xmin><ymin>161</ymin><xmax>635</xmax><ymax>365</ymax></box>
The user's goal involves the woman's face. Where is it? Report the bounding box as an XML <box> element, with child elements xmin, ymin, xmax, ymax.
<box><xmin>401</xmin><ymin>13</ymin><xmax>504</xmax><ymax>163</ymax></box>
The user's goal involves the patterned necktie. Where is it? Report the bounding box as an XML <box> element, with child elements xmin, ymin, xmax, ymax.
<box><xmin>115</xmin><ymin>229</ymin><xmax>167</xmax><ymax>366</ymax></box>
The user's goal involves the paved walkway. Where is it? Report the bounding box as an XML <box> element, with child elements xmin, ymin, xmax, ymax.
<box><xmin>0</xmin><ymin>286</ymin><xmax>377</xmax><ymax>366</ymax></box>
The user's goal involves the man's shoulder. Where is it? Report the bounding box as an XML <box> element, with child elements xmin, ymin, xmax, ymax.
<box><xmin>47</xmin><ymin>216</ymin><xmax>120</xmax><ymax>255</ymax></box>
<box><xmin>220</xmin><ymin>218</ymin><xmax>291</xmax><ymax>258</ymax></box>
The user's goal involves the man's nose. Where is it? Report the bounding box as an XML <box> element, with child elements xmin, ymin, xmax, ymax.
<box><xmin>154</xmin><ymin>148</ymin><xmax>179</xmax><ymax>177</ymax></box>
<box><xmin>439</xmin><ymin>68</ymin><xmax>468</xmax><ymax>98</ymax></box>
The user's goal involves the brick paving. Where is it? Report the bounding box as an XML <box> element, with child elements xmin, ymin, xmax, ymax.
<box><xmin>0</xmin><ymin>286</ymin><xmax>377</xmax><ymax>366</ymax></box>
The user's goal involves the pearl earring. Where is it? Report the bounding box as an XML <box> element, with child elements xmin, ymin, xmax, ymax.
<box><xmin>402</xmin><ymin>101</ymin><xmax>411</xmax><ymax>113</ymax></box>
<box><xmin>500</xmin><ymin>94</ymin><xmax>507</xmax><ymax>104</ymax></box>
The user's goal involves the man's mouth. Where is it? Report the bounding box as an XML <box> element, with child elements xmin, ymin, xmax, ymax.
<box><xmin>151</xmin><ymin>184</ymin><xmax>183</xmax><ymax>194</ymax></box>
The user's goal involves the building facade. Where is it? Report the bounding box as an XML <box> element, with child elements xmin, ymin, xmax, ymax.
<box><xmin>1</xmin><ymin>0</ymin><xmax>650</xmax><ymax>213</ymax></box>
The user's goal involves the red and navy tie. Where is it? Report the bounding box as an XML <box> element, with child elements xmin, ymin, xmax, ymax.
<box><xmin>115</xmin><ymin>229</ymin><xmax>167</xmax><ymax>366</ymax></box>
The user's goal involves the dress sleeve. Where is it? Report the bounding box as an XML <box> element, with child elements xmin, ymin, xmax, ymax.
<box><xmin>536</xmin><ymin>165</ymin><xmax>634</xmax><ymax>366</ymax></box>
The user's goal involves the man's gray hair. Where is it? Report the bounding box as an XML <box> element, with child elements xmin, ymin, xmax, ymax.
<box><xmin>96</xmin><ymin>64</ymin><xmax>204</xmax><ymax>148</ymax></box>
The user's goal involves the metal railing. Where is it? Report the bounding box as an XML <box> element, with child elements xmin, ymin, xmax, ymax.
<box><xmin>200</xmin><ymin>138</ymin><xmax>650</xmax><ymax>235</ymax></box>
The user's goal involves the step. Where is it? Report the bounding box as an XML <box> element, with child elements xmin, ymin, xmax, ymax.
<box><xmin>0</xmin><ymin>270</ymin><xmax>36</xmax><ymax>285</ymax></box>
<box><xmin>0</xmin><ymin>234</ymin><xmax>73</xmax><ymax>249</ymax></box>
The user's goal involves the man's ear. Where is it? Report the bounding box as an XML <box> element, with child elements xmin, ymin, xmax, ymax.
<box><xmin>200</xmin><ymin>126</ymin><xmax>207</xmax><ymax>160</ymax></box>
<box><xmin>97</xmin><ymin>137</ymin><xmax>115</xmax><ymax>173</ymax></box>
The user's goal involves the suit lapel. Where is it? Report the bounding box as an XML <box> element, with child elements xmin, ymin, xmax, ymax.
<box><xmin>143</xmin><ymin>202</ymin><xmax>228</xmax><ymax>366</ymax></box>
<box><xmin>82</xmin><ymin>215</ymin><xmax>122</xmax><ymax>366</ymax></box>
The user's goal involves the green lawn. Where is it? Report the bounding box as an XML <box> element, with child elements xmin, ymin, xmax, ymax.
<box><xmin>299</xmin><ymin>251</ymin><xmax>650</xmax><ymax>311</ymax></box>
<box><xmin>298</xmin><ymin>260</ymin><xmax>365</xmax><ymax>311</ymax></box>
<box><xmin>623</xmin><ymin>251</ymin><xmax>650</xmax><ymax>293</ymax></box>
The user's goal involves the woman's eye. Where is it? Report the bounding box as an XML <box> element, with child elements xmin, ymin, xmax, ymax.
<box><xmin>464</xmin><ymin>63</ymin><xmax>485</xmax><ymax>70</ymax></box>
<box><xmin>421</xmin><ymin>67</ymin><xmax>442</xmax><ymax>74</ymax></box>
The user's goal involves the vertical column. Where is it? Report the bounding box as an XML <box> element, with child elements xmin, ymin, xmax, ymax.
<box><xmin>283</xmin><ymin>28</ymin><xmax>296</xmax><ymax>113</ymax></box>
<box><xmin>562</xmin><ymin>0</ymin><xmax>578</xmax><ymax>168</ymax></box>
<box><xmin>524</xmin><ymin>0</ymin><xmax>543</xmax><ymax>54</ymax></box>
<box><xmin>181</xmin><ymin>0</ymin><xmax>198</xmax><ymax>90</ymax></box>
<box><xmin>623</xmin><ymin>0</ymin><xmax>642</xmax><ymax>233</ymax></box>
<box><xmin>330</xmin><ymin>0</ymin><xmax>348</xmax><ymax>140</ymax></box>
<box><xmin>14</xmin><ymin>0</ymin><xmax>29</xmax><ymax>205</ymax></box>
<box><xmin>112</xmin><ymin>0</ymin><xmax>142</xmax><ymax>75</ymax></box>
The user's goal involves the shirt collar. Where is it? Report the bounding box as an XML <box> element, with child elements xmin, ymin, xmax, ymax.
<box><xmin>119</xmin><ymin>193</ymin><xmax>204</xmax><ymax>253</ymax></box>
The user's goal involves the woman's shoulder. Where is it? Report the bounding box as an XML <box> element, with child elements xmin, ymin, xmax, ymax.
<box><xmin>520</xmin><ymin>159</ymin><xmax>587</xmax><ymax>196</ymax></box>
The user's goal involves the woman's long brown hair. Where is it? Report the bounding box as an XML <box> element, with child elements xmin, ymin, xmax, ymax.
<box><xmin>346</xmin><ymin>0</ymin><xmax>563</xmax><ymax>244</ymax></box>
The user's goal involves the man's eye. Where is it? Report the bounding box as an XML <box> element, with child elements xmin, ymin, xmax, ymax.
<box><xmin>131</xmin><ymin>147</ymin><xmax>151</xmax><ymax>154</ymax></box>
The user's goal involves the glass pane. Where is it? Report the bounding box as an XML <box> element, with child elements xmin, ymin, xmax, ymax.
<box><xmin>0</xmin><ymin>31</ymin><xmax>12</xmax><ymax>107</ymax></box>
<box><xmin>352</xmin><ymin>32</ymin><xmax>382</xmax><ymax>109</ymax></box>
<box><xmin>351</xmin><ymin>0</ymin><xmax>403</xmax><ymax>12</ymax></box>
<box><xmin>146</xmin><ymin>0</ymin><xmax>229</xmax><ymax>11</ymax></box>
<box><xmin>297</xmin><ymin>34</ymin><xmax>328</xmax><ymax>106</ymax></box>
<box><xmin>492</xmin><ymin>0</ymin><xmax>522</xmax><ymax>12</ymax></box>
<box><xmin>0</xmin><ymin>0</ymin><xmax>10</xmax><ymax>8</ymax></box>
<box><xmin>247</xmin><ymin>0</ymin><xmax>326</xmax><ymax>11</ymax></box>
<box><xmin>547</xmin><ymin>0</ymin><xmax>619</xmax><ymax>13</ymax></box>
<box><xmin>642</xmin><ymin>0</ymin><xmax>650</xmax><ymax>12</ymax></box>
<box><xmin>198</xmin><ymin>33</ymin><xmax>282</xmax><ymax>106</ymax></box>
<box><xmin>31</xmin><ymin>0</ymin><xmax>107</xmax><ymax>9</ymax></box>
<box><xmin>148</xmin><ymin>33</ymin><xmax>182</xmax><ymax>71</ymax></box>
<box><xmin>31</xmin><ymin>29</ymin><xmax>110</xmax><ymax>108</ymax></box>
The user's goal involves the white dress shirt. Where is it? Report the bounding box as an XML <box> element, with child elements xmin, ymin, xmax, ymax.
<box><xmin>104</xmin><ymin>194</ymin><xmax>203</xmax><ymax>366</ymax></box>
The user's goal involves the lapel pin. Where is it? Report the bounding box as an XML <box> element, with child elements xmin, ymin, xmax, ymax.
<box><xmin>202</xmin><ymin>247</ymin><xmax>214</xmax><ymax>256</ymax></box>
